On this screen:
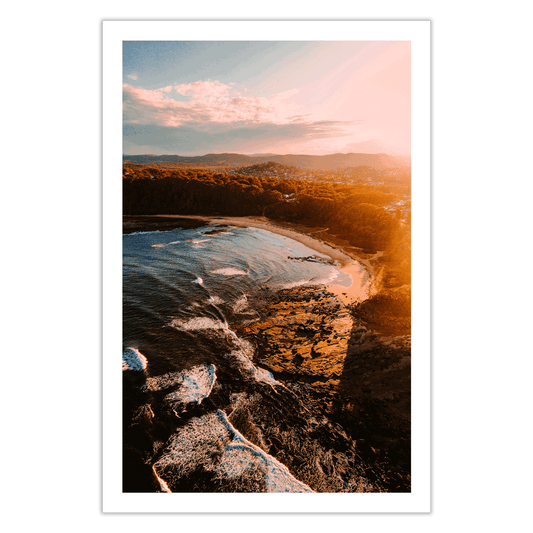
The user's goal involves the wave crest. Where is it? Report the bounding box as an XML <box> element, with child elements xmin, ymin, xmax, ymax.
<box><xmin>211</xmin><ymin>268</ymin><xmax>248</xmax><ymax>276</ymax></box>
<box><xmin>168</xmin><ymin>317</ymin><xmax>227</xmax><ymax>331</ymax></box>
<box><xmin>153</xmin><ymin>410</ymin><xmax>313</xmax><ymax>493</ymax></box>
<box><xmin>123</xmin><ymin>347</ymin><xmax>148</xmax><ymax>371</ymax></box>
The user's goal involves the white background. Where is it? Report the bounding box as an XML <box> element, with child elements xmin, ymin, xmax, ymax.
<box><xmin>96</xmin><ymin>17</ymin><xmax>435</xmax><ymax>518</ymax></box>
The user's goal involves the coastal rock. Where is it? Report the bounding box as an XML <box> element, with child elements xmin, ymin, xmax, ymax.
<box><xmin>244</xmin><ymin>287</ymin><xmax>353</xmax><ymax>379</ymax></box>
<box><xmin>153</xmin><ymin>410</ymin><xmax>315</xmax><ymax>493</ymax></box>
<box><xmin>122</xmin><ymin>218</ymin><xmax>412</xmax><ymax>493</ymax></box>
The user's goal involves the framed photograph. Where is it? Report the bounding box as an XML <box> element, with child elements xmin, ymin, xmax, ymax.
<box><xmin>103</xmin><ymin>20</ymin><xmax>430</xmax><ymax>513</ymax></box>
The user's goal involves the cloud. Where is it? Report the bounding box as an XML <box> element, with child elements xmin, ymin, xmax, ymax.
<box><xmin>127</xmin><ymin>74</ymin><xmax>138</xmax><ymax>80</ymax></box>
<box><xmin>123</xmin><ymin>81</ymin><xmax>308</xmax><ymax>129</ymax></box>
<box><xmin>123</xmin><ymin>80</ymin><xmax>365</xmax><ymax>154</ymax></box>
<box><xmin>174</xmin><ymin>80</ymin><xmax>230</xmax><ymax>100</ymax></box>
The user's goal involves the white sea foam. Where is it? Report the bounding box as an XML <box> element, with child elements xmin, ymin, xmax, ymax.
<box><xmin>311</xmin><ymin>269</ymin><xmax>339</xmax><ymax>285</ymax></box>
<box><xmin>168</xmin><ymin>317</ymin><xmax>227</xmax><ymax>331</ymax></box>
<box><xmin>228</xmin><ymin>350</ymin><xmax>278</xmax><ymax>386</ymax></box>
<box><xmin>278</xmin><ymin>278</ymin><xmax>312</xmax><ymax>289</ymax></box>
<box><xmin>254</xmin><ymin>367</ymin><xmax>278</xmax><ymax>386</ymax></box>
<box><xmin>154</xmin><ymin>410</ymin><xmax>313</xmax><ymax>493</ymax></box>
<box><xmin>164</xmin><ymin>364</ymin><xmax>217</xmax><ymax>409</ymax></box>
<box><xmin>224</xmin><ymin>329</ymin><xmax>279</xmax><ymax>386</ymax></box>
<box><xmin>167</xmin><ymin>317</ymin><xmax>275</xmax><ymax>385</ymax></box>
<box><xmin>211</xmin><ymin>268</ymin><xmax>248</xmax><ymax>276</ymax></box>
<box><xmin>232</xmin><ymin>294</ymin><xmax>248</xmax><ymax>313</ymax></box>
<box><xmin>232</xmin><ymin>294</ymin><xmax>260</xmax><ymax>319</ymax></box>
<box><xmin>151</xmin><ymin>240</ymin><xmax>182</xmax><ymax>248</ymax></box>
<box><xmin>122</xmin><ymin>348</ymin><xmax>148</xmax><ymax>371</ymax></box>
<box><xmin>217</xmin><ymin>412</ymin><xmax>311</xmax><ymax>492</ymax></box>
<box><xmin>144</xmin><ymin>371</ymin><xmax>184</xmax><ymax>392</ymax></box>
<box><xmin>278</xmin><ymin>268</ymin><xmax>339</xmax><ymax>290</ymax></box>
<box><xmin>233</xmin><ymin>336</ymin><xmax>255</xmax><ymax>360</ymax></box>
<box><xmin>123</xmin><ymin>230</ymin><xmax>162</xmax><ymax>236</ymax></box>
<box><xmin>152</xmin><ymin>467</ymin><xmax>172</xmax><ymax>493</ymax></box>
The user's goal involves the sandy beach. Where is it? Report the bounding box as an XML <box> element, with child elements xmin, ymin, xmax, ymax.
<box><xmin>205</xmin><ymin>215</ymin><xmax>356</xmax><ymax>264</ymax></box>
<box><xmin>139</xmin><ymin>214</ymin><xmax>355</xmax><ymax>262</ymax></box>
<box><xmin>122</xmin><ymin>213</ymin><xmax>411</xmax><ymax>492</ymax></box>
<box><xmin>125</xmin><ymin>214</ymin><xmax>382</xmax><ymax>304</ymax></box>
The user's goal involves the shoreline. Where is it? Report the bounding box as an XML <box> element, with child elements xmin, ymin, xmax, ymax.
<box><xmin>123</xmin><ymin>214</ymin><xmax>383</xmax><ymax>304</ymax></box>
<box><xmin>199</xmin><ymin>215</ymin><xmax>358</xmax><ymax>266</ymax></box>
<box><xmin>122</xmin><ymin>214</ymin><xmax>411</xmax><ymax>491</ymax></box>
<box><xmin>124</xmin><ymin>214</ymin><xmax>376</xmax><ymax>265</ymax></box>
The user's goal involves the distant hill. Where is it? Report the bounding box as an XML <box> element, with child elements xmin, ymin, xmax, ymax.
<box><xmin>235</xmin><ymin>161</ymin><xmax>301</xmax><ymax>176</ymax></box>
<box><xmin>123</xmin><ymin>152</ymin><xmax>410</xmax><ymax>170</ymax></box>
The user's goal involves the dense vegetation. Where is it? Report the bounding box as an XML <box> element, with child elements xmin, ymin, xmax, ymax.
<box><xmin>123</xmin><ymin>165</ymin><xmax>411</xmax><ymax>287</ymax></box>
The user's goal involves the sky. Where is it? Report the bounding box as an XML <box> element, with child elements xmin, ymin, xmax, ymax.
<box><xmin>123</xmin><ymin>41</ymin><xmax>410</xmax><ymax>156</ymax></box>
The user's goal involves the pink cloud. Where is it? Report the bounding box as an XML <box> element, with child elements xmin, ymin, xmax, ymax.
<box><xmin>123</xmin><ymin>81</ymin><xmax>305</xmax><ymax>129</ymax></box>
<box><xmin>174</xmin><ymin>80</ymin><xmax>230</xmax><ymax>100</ymax></box>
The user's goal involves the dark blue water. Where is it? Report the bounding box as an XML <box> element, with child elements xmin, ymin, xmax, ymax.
<box><xmin>123</xmin><ymin>225</ymin><xmax>353</xmax><ymax>376</ymax></box>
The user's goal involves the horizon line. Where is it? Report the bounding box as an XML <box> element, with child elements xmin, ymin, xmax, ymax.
<box><xmin>122</xmin><ymin>151</ymin><xmax>411</xmax><ymax>158</ymax></box>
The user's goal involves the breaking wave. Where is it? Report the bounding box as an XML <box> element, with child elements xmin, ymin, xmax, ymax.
<box><xmin>123</xmin><ymin>224</ymin><xmax>372</xmax><ymax>492</ymax></box>
<box><xmin>232</xmin><ymin>294</ymin><xmax>249</xmax><ymax>313</ymax></box>
<box><xmin>153</xmin><ymin>410</ymin><xmax>314</xmax><ymax>493</ymax></box>
<box><xmin>123</xmin><ymin>230</ymin><xmax>162</xmax><ymax>236</ymax></box>
<box><xmin>211</xmin><ymin>268</ymin><xmax>249</xmax><ymax>276</ymax></box>
<box><xmin>168</xmin><ymin>316</ymin><xmax>228</xmax><ymax>331</ymax></box>
<box><xmin>123</xmin><ymin>347</ymin><xmax>148</xmax><ymax>371</ymax></box>
<box><xmin>163</xmin><ymin>364</ymin><xmax>217</xmax><ymax>410</ymax></box>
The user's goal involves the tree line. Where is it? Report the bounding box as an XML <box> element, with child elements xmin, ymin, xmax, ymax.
<box><xmin>123</xmin><ymin>166</ymin><xmax>411</xmax><ymax>284</ymax></box>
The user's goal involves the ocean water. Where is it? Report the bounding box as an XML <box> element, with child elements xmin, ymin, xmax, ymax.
<box><xmin>122</xmin><ymin>226</ymin><xmax>410</xmax><ymax>493</ymax></box>
<box><xmin>123</xmin><ymin>225</ymin><xmax>356</xmax><ymax>376</ymax></box>
<box><xmin>122</xmin><ymin>224</ymin><xmax>369</xmax><ymax>492</ymax></box>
